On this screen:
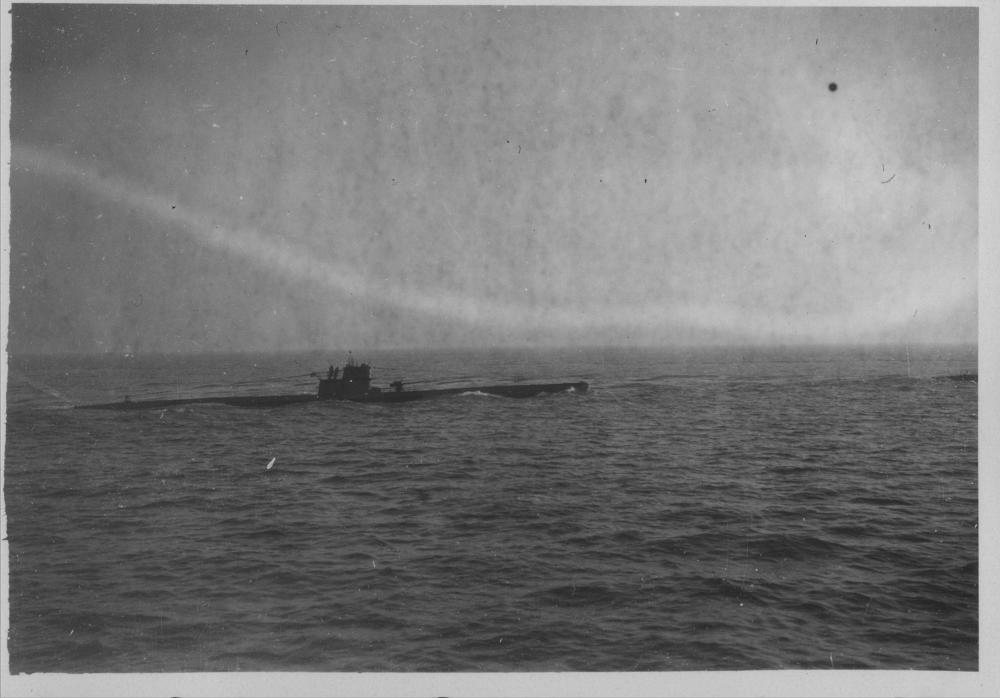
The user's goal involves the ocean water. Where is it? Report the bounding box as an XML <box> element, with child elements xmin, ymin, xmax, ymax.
<box><xmin>3</xmin><ymin>345</ymin><xmax>978</xmax><ymax>672</ymax></box>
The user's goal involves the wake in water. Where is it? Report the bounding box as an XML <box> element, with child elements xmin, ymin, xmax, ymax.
<box><xmin>7</xmin><ymin>372</ymin><xmax>79</xmax><ymax>409</ymax></box>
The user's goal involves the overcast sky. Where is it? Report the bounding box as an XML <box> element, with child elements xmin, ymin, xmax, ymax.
<box><xmin>6</xmin><ymin>4</ymin><xmax>979</xmax><ymax>354</ymax></box>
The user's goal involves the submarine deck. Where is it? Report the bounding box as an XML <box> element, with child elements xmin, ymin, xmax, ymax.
<box><xmin>76</xmin><ymin>381</ymin><xmax>589</xmax><ymax>410</ymax></box>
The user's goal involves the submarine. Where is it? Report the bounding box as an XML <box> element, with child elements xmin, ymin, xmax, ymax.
<box><xmin>76</xmin><ymin>357</ymin><xmax>589</xmax><ymax>410</ymax></box>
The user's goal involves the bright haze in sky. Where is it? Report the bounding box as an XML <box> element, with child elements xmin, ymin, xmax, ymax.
<box><xmin>5</xmin><ymin>4</ymin><xmax>979</xmax><ymax>354</ymax></box>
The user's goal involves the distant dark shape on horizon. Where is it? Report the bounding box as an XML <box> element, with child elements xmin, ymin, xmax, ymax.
<box><xmin>828</xmin><ymin>82</ymin><xmax>838</xmax><ymax>91</ymax></box>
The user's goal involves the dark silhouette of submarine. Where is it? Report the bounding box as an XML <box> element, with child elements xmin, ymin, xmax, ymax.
<box><xmin>942</xmin><ymin>371</ymin><xmax>977</xmax><ymax>383</ymax></box>
<box><xmin>77</xmin><ymin>358</ymin><xmax>588</xmax><ymax>410</ymax></box>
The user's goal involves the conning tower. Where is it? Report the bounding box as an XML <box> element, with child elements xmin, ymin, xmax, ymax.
<box><xmin>318</xmin><ymin>356</ymin><xmax>375</xmax><ymax>400</ymax></box>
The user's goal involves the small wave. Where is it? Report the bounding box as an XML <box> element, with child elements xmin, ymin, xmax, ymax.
<box><xmin>850</xmin><ymin>495</ymin><xmax>912</xmax><ymax>507</ymax></box>
<box><xmin>709</xmin><ymin>576</ymin><xmax>767</xmax><ymax>604</ymax></box>
<box><xmin>62</xmin><ymin>638</ymin><xmax>115</xmax><ymax>662</ymax></box>
<box><xmin>826</xmin><ymin>523</ymin><xmax>872</xmax><ymax>537</ymax></box>
<box><xmin>624</xmin><ymin>373</ymin><xmax>702</xmax><ymax>383</ymax></box>
<box><xmin>958</xmin><ymin>561</ymin><xmax>977</xmax><ymax>576</ymax></box>
<box><xmin>751</xmin><ymin>534</ymin><xmax>851</xmax><ymax>562</ymax></box>
<box><xmin>865</xmin><ymin>375</ymin><xmax>931</xmax><ymax>388</ymax></box>
<box><xmin>526</xmin><ymin>583</ymin><xmax>623</xmax><ymax>608</ymax></box>
<box><xmin>257</xmin><ymin>569</ymin><xmax>316</xmax><ymax>586</ymax></box>
<box><xmin>522</xmin><ymin>518</ymin><xmax>586</xmax><ymax>537</ymax></box>
<box><xmin>786</xmin><ymin>597</ymin><xmax>839</xmax><ymax>618</ymax></box>
<box><xmin>242</xmin><ymin>527</ymin><xmax>289</xmax><ymax>540</ymax></box>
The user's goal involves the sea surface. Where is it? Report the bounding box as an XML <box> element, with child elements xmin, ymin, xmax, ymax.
<box><xmin>4</xmin><ymin>345</ymin><xmax>978</xmax><ymax>672</ymax></box>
